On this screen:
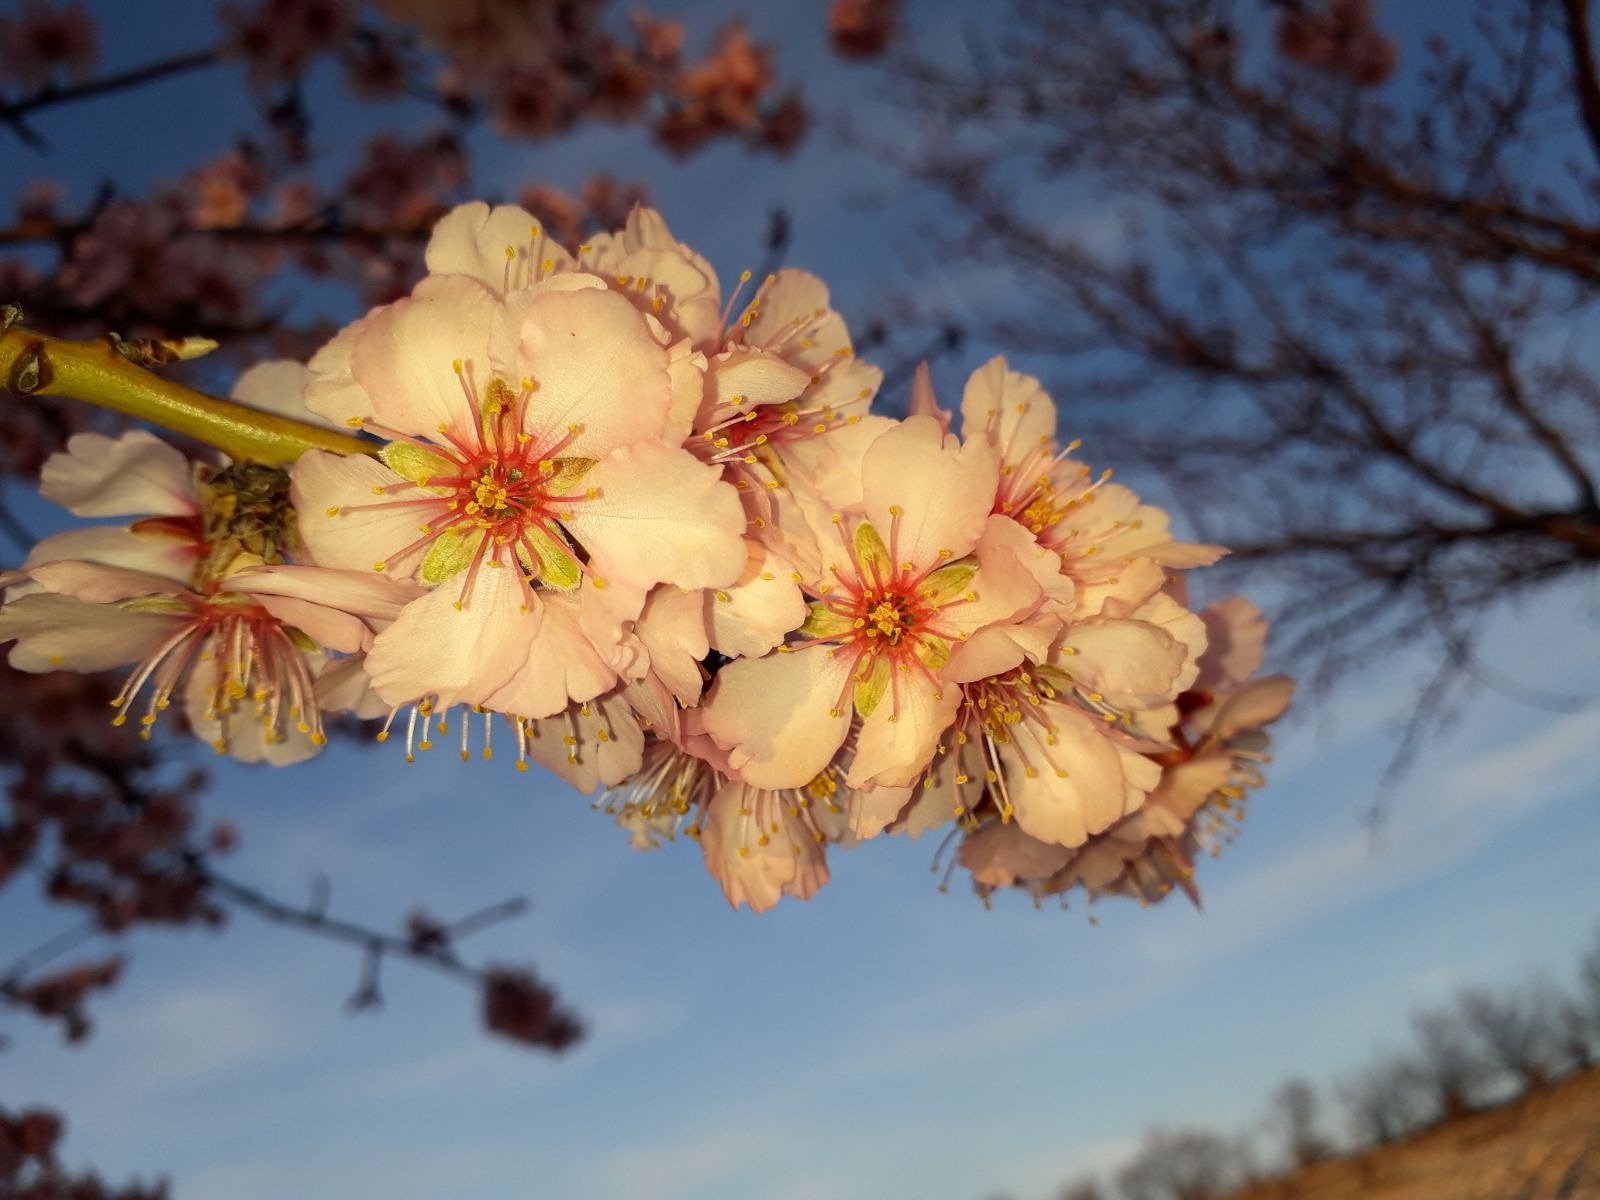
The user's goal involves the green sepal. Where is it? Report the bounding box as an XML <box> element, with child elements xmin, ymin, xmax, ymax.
<box><xmin>916</xmin><ymin>561</ymin><xmax>977</xmax><ymax>606</ymax></box>
<box><xmin>539</xmin><ymin>457</ymin><xmax>597</xmax><ymax>496</ymax></box>
<box><xmin>915</xmin><ymin>635</ymin><xmax>952</xmax><ymax>671</ymax></box>
<box><xmin>122</xmin><ymin>595</ymin><xmax>190</xmax><ymax>615</ymax></box>
<box><xmin>853</xmin><ymin>656</ymin><xmax>891</xmax><ymax>718</ymax></box>
<box><xmin>798</xmin><ymin>601</ymin><xmax>854</xmax><ymax>640</ymax></box>
<box><xmin>526</xmin><ymin>526</ymin><xmax>581</xmax><ymax>590</ymax></box>
<box><xmin>853</xmin><ymin>519</ymin><xmax>889</xmax><ymax>579</ymax></box>
<box><xmin>420</xmin><ymin>528</ymin><xmax>477</xmax><ymax>584</ymax></box>
<box><xmin>285</xmin><ymin>626</ymin><xmax>320</xmax><ymax>654</ymax></box>
<box><xmin>380</xmin><ymin>442</ymin><xmax>455</xmax><ymax>487</ymax></box>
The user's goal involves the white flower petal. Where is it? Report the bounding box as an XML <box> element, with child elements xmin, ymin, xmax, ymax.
<box><xmin>41</xmin><ymin>431</ymin><xmax>197</xmax><ymax>518</ymax></box>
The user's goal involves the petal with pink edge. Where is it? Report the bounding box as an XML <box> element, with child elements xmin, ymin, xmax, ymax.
<box><xmin>183</xmin><ymin>654</ymin><xmax>321</xmax><ymax>766</ymax></box>
<box><xmin>524</xmin><ymin>691</ymin><xmax>644</xmax><ymax>793</ymax></box>
<box><xmin>41</xmin><ymin>431</ymin><xmax>197</xmax><ymax>518</ymax></box>
<box><xmin>1202</xmin><ymin>675</ymin><xmax>1296</xmax><ymax>741</ymax></box>
<box><xmin>861</xmin><ymin>415</ymin><xmax>998</xmax><ymax>570</ymax></box>
<box><xmin>906</xmin><ymin>362</ymin><xmax>950</xmax><ymax>432</ymax></box>
<box><xmin>304</xmin><ymin>307</ymin><xmax>381</xmax><ymax>427</ymax></box>
<box><xmin>28</xmin><ymin>560</ymin><xmax>187</xmax><ymax>604</ymax></box>
<box><xmin>485</xmin><ymin>592</ymin><xmax>617</xmax><ymax>720</ymax></box>
<box><xmin>1145</xmin><ymin>752</ymin><xmax>1237</xmax><ymax>824</ymax></box>
<box><xmin>845</xmin><ymin>782</ymin><xmax>916</xmax><ymax>841</ymax></box>
<box><xmin>957</xmin><ymin>819</ymin><xmax>1073</xmax><ymax>888</ymax></box>
<box><xmin>364</xmin><ymin>562</ymin><xmax>536</xmax><ymax>709</ymax></box>
<box><xmin>1196</xmin><ymin>597</ymin><xmax>1268</xmax><ymax>693</ymax></box>
<box><xmin>23</xmin><ymin>526</ymin><xmax>196</xmax><ymax>586</ymax></box>
<box><xmin>700</xmin><ymin>346</ymin><xmax>810</xmax><ymax>425</ymax></box>
<box><xmin>350</xmin><ymin>273</ymin><xmax>501</xmax><ymax>445</ymax></box>
<box><xmin>1007</xmin><ymin>710</ymin><xmax>1161</xmax><ymax>847</ymax></box>
<box><xmin>1056</xmin><ymin>617</ymin><xmax>1186</xmax><ymax>710</ymax></box>
<box><xmin>702</xmin><ymin>645</ymin><xmax>853</xmax><ymax>790</ymax></box>
<box><xmin>316</xmin><ymin>656</ymin><xmax>388</xmax><ymax>720</ymax></box>
<box><xmin>252</xmin><ymin>593</ymin><xmax>369</xmax><ymax>655</ymax></box>
<box><xmin>424</xmin><ymin>201</ymin><xmax>575</xmax><ymax>294</ymax></box>
<box><xmin>562</xmin><ymin>443</ymin><xmax>745</xmax><ymax>591</ymax></box>
<box><xmin>707</xmin><ymin>542</ymin><xmax>806</xmax><ymax>659</ymax></box>
<box><xmin>847</xmin><ymin>676</ymin><xmax>960</xmax><ymax>790</ymax></box>
<box><xmin>700</xmin><ymin>781</ymin><xmax>830</xmax><ymax>911</ymax></box>
<box><xmin>958</xmin><ymin>357</ymin><xmax>1058</xmax><ymax>468</ymax></box>
<box><xmin>663</xmin><ymin>340</ymin><xmax>707</xmax><ymax>448</ymax></box>
<box><xmin>635</xmin><ymin>586</ymin><xmax>710</xmax><ymax>706</ymax></box>
<box><xmin>492</xmin><ymin>284</ymin><xmax>672</xmax><ymax>458</ymax></box>
<box><xmin>0</xmin><ymin>593</ymin><xmax>185</xmax><ymax>673</ymax></box>
<box><xmin>230</xmin><ymin>360</ymin><xmax>334</xmax><ymax>428</ymax></box>
<box><xmin>291</xmin><ymin>451</ymin><xmax>436</xmax><ymax>578</ymax></box>
<box><xmin>228</xmin><ymin>564</ymin><xmax>424</xmax><ymax>623</ymax></box>
<box><xmin>743</xmin><ymin>270</ymin><xmax>852</xmax><ymax>371</ymax></box>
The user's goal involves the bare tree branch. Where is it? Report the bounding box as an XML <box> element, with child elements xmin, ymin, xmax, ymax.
<box><xmin>1560</xmin><ymin>0</ymin><xmax>1600</xmax><ymax>167</ymax></box>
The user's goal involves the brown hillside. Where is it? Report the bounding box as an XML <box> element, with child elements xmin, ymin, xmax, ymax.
<box><xmin>1228</xmin><ymin>1066</ymin><xmax>1600</xmax><ymax>1200</ymax></box>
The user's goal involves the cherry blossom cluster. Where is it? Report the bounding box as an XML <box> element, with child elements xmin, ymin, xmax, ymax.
<box><xmin>0</xmin><ymin>202</ymin><xmax>1291</xmax><ymax>911</ymax></box>
<box><xmin>952</xmin><ymin>597</ymin><xmax>1293</xmax><ymax>908</ymax></box>
<box><xmin>0</xmin><ymin>0</ymin><xmax>844</xmax><ymax>403</ymax></box>
<box><xmin>1</xmin><ymin>1103</ymin><xmax>166</xmax><ymax>1198</ymax></box>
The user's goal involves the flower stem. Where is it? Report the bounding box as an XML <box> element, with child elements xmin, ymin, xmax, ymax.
<box><xmin>0</xmin><ymin>325</ymin><xmax>374</xmax><ymax>466</ymax></box>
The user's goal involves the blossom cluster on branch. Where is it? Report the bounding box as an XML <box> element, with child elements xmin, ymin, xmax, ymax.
<box><xmin>1</xmin><ymin>1103</ymin><xmax>166</xmax><ymax>1200</ymax></box>
<box><xmin>0</xmin><ymin>200</ymin><xmax>1292</xmax><ymax>911</ymax></box>
<box><xmin>0</xmin><ymin>0</ymin><xmax>855</xmax><ymax>405</ymax></box>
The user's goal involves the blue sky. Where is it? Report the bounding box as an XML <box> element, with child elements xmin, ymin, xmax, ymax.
<box><xmin>4</xmin><ymin>3</ymin><xmax>1600</xmax><ymax>1198</ymax></box>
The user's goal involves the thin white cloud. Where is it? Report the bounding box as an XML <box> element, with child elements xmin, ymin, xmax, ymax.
<box><xmin>595</xmin><ymin>1125</ymin><xmax>783</xmax><ymax>1200</ymax></box>
<box><xmin>1140</xmin><ymin>707</ymin><xmax>1598</xmax><ymax>969</ymax></box>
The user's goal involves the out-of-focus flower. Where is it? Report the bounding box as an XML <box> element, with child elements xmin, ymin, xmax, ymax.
<box><xmin>343</xmin><ymin>132</ymin><xmax>466</xmax><ymax>230</ymax></box>
<box><xmin>827</xmin><ymin>0</ymin><xmax>901</xmax><ymax>59</ymax></box>
<box><xmin>655</xmin><ymin>23</ymin><xmax>778</xmax><ymax>155</ymax></box>
<box><xmin>339</xmin><ymin>28</ymin><xmax>410</xmax><ymax>98</ymax></box>
<box><xmin>223</xmin><ymin>0</ymin><xmax>355</xmax><ymax>86</ymax></box>
<box><xmin>482</xmin><ymin>966</ymin><xmax>583</xmax><ymax>1050</ymax></box>
<box><xmin>1276</xmin><ymin>0</ymin><xmax>1397</xmax><ymax>87</ymax></box>
<box><xmin>189</xmin><ymin>150</ymin><xmax>268</xmax><ymax>231</ymax></box>
<box><xmin>631</xmin><ymin>12</ymin><xmax>684</xmax><ymax>64</ymax></box>
<box><xmin>0</xmin><ymin>0</ymin><xmax>97</xmax><ymax>92</ymax></box>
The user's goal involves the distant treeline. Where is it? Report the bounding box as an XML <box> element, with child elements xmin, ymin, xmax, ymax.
<box><xmin>988</xmin><ymin>928</ymin><xmax>1600</xmax><ymax>1200</ymax></box>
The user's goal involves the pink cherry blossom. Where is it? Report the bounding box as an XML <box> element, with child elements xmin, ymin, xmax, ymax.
<box><xmin>928</xmin><ymin>357</ymin><xmax>1225</xmax><ymax>616</ymax></box>
<box><xmin>291</xmin><ymin>271</ymin><xmax>747</xmax><ymax>716</ymax></box>
<box><xmin>701</xmin><ymin>415</ymin><xmax>1045</xmax><ymax>791</ymax></box>
<box><xmin>892</xmin><ymin>569</ymin><xmax>1209</xmax><ymax>850</ymax></box>
<box><xmin>0</xmin><ymin>432</ymin><xmax>419</xmax><ymax>762</ymax></box>
<box><xmin>603</xmin><ymin>726</ymin><xmax>911</xmax><ymax>910</ymax></box>
<box><xmin>948</xmin><ymin>598</ymin><xmax>1294</xmax><ymax>907</ymax></box>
